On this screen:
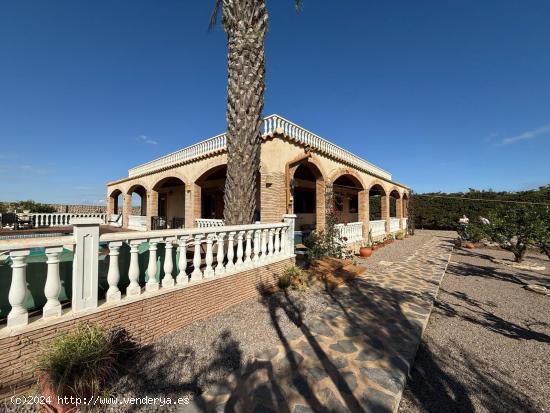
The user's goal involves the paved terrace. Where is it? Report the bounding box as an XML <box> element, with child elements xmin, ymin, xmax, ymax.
<box><xmin>98</xmin><ymin>231</ymin><xmax>454</xmax><ymax>413</ymax></box>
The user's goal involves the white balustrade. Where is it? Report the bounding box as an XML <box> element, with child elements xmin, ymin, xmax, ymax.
<box><xmin>196</xmin><ymin>218</ymin><xmax>225</xmax><ymax>228</ymax></box>
<box><xmin>0</xmin><ymin>218</ymin><xmax>295</xmax><ymax>331</ymax></box>
<box><xmin>390</xmin><ymin>218</ymin><xmax>400</xmax><ymax>233</ymax></box>
<box><xmin>334</xmin><ymin>222</ymin><xmax>363</xmax><ymax>244</ymax></box>
<box><xmin>128</xmin><ymin>115</ymin><xmax>391</xmax><ymax>180</ymax></box>
<box><xmin>370</xmin><ymin>220</ymin><xmax>386</xmax><ymax>238</ymax></box>
<box><xmin>32</xmin><ymin>213</ymin><xmax>107</xmax><ymax>227</ymax></box>
<box><xmin>401</xmin><ymin>217</ymin><xmax>408</xmax><ymax>230</ymax></box>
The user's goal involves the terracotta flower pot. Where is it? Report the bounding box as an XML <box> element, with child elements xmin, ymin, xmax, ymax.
<box><xmin>359</xmin><ymin>247</ymin><xmax>373</xmax><ymax>258</ymax></box>
<box><xmin>37</xmin><ymin>372</ymin><xmax>78</xmax><ymax>413</ymax></box>
<box><xmin>463</xmin><ymin>242</ymin><xmax>476</xmax><ymax>249</ymax></box>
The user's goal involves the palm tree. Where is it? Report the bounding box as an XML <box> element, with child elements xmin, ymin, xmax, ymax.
<box><xmin>210</xmin><ymin>0</ymin><xmax>301</xmax><ymax>225</ymax></box>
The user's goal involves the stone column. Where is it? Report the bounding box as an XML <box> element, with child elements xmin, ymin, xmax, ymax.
<box><xmin>316</xmin><ymin>180</ymin><xmax>327</xmax><ymax>231</ymax></box>
<box><xmin>358</xmin><ymin>190</ymin><xmax>368</xmax><ymax>241</ymax></box>
<box><xmin>122</xmin><ymin>194</ymin><xmax>132</xmax><ymax>229</ymax></box>
<box><xmin>146</xmin><ymin>190</ymin><xmax>158</xmax><ymax>230</ymax></box>
<box><xmin>382</xmin><ymin>194</ymin><xmax>390</xmax><ymax>233</ymax></box>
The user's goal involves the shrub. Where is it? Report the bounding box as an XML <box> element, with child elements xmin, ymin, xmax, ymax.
<box><xmin>278</xmin><ymin>265</ymin><xmax>308</xmax><ymax>290</ymax></box>
<box><xmin>36</xmin><ymin>324</ymin><xmax>136</xmax><ymax>399</ymax></box>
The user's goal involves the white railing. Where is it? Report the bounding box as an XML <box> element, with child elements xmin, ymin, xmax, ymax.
<box><xmin>128</xmin><ymin>115</ymin><xmax>391</xmax><ymax>180</ymax></box>
<box><xmin>196</xmin><ymin>218</ymin><xmax>225</xmax><ymax>228</ymax></box>
<box><xmin>0</xmin><ymin>216</ymin><xmax>296</xmax><ymax>330</ymax></box>
<box><xmin>370</xmin><ymin>220</ymin><xmax>386</xmax><ymax>237</ymax></box>
<box><xmin>32</xmin><ymin>213</ymin><xmax>107</xmax><ymax>227</ymax></box>
<box><xmin>390</xmin><ymin>218</ymin><xmax>400</xmax><ymax>233</ymax></box>
<box><xmin>128</xmin><ymin>215</ymin><xmax>148</xmax><ymax>231</ymax></box>
<box><xmin>335</xmin><ymin>222</ymin><xmax>363</xmax><ymax>244</ymax></box>
<box><xmin>401</xmin><ymin>217</ymin><xmax>408</xmax><ymax>230</ymax></box>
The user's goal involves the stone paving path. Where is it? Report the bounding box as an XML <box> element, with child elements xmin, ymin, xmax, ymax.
<box><xmin>191</xmin><ymin>236</ymin><xmax>453</xmax><ymax>413</ymax></box>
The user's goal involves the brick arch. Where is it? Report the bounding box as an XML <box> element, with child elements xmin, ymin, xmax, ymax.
<box><xmin>367</xmin><ymin>180</ymin><xmax>389</xmax><ymax>195</ymax></box>
<box><xmin>123</xmin><ymin>179</ymin><xmax>150</xmax><ymax>195</ymax></box>
<box><xmin>107</xmin><ymin>186</ymin><xmax>125</xmax><ymax>215</ymax></box>
<box><xmin>190</xmin><ymin>157</ymin><xmax>228</xmax><ymax>184</ymax></box>
<box><xmin>328</xmin><ymin>168</ymin><xmax>367</xmax><ymax>190</ymax></box>
<box><xmin>286</xmin><ymin>153</ymin><xmax>327</xmax><ymax>230</ymax></box>
<box><xmin>149</xmin><ymin>170</ymin><xmax>191</xmax><ymax>189</ymax></box>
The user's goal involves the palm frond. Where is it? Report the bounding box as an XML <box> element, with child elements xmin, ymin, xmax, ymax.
<box><xmin>209</xmin><ymin>0</ymin><xmax>223</xmax><ymax>31</ymax></box>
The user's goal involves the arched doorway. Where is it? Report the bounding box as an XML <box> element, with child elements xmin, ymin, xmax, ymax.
<box><xmin>108</xmin><ymin>189</ymin><xmax>123</xmax><ymax>227</ymax></box>
<box><xmin>152</xmin><ymin>177</ymin><xmax>186</xmax><ymax>229</ymax></box>
<box><xmin>369</xmin><ymin>184</ymin><xmax>387</xmax><ymax>238</ymax></box>
<box><xmin>389</xmin><ymin>189</ymin><xmax>402</xmax><ymax>233</ymax></box>
<box><xmin>290</xmin><ymin>162</ymin><xmax>325</xmax><ymax>233</ymax></box>
<box><xmin>196</xmin><ymin>165</ymin><xmax>226</xmax><ymax>221</ymax></box>
<box><xmin>332</xmin><ymin>174</ymin><xmax>365</xmax><ymax>224</ymax></box>
<box><xmin>126</xmin><ymin>184</ymin><xmax>147</xmax><ymax>230</ymax></box>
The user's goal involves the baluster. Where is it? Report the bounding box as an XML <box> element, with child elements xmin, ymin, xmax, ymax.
<box><xmin>176</xmin><ymin>236</ymin><xmax>189</xmax><ymax>284</ymax></box>
<box><xmin>244</xmin><ymin>230</ymin><xmax>252</xmax><ymax>267</ymax></box>
<box><xmin>162</xmin><ymin>238</ymin><xmax>175</xmax><ymax>287</ymax></box>
<box><xmin>261</xmin><ymin>229</ymin><xmax>268</xmax><ymax>262</ymax></box>
<box><xmin>127</xmin><ymin>241</ymin><xmax>141</xmax><ymax>296</ymax></box>
<box><xmin>43</xmin><ymin>247</ymin><xmax>62</xmax><ymax>318</ymax></box>
<box><xmin>106</xmin><ymin>242</ymin><xmax>122</xmax><ymax>302</ymax></box>
<box><xmin>215</xmin><ymin>233</ymin><xmax>226</xmax><ymax>276</ymax></box>
<box><xmin>226</xmin><ymin>232</ymin><xmax>236</xmax><ymax>272</ymax></box>
<box><xmin>146</xmin><ymin>240</ymin><xmax>160</xmax><ymax>291</ymax></box>
<box><xmin>190</xmin><ymin>234</ymin><xmax>203</xmax><ymax>281</ymax></box>
<box><xmin>235</xmin><ymin>231</ymin><xmax>244</xmax><ymax>268</ymax></box>
<box><xmin>253</xmin><ymin>229</ymin><xmax>261</xmax><ymax>264</ymax></box>
<box><xmin>7</xmin><ymin>250</ymin><xmax>30</xmax><ymax>327</ymax></box>
<box><xmin>204</xmin><ymin>234</ymin><xmax>215</xmax><ymax>278</ymax></box>
<box><xmin>274</xmin><ymin>228</ymin><xmax>281</xmax><ymax>257</ymax></box>
<box><xmin>267</xmin><ymin>228</ymin><xmax>274</xmax><ymax>260</ymax></box>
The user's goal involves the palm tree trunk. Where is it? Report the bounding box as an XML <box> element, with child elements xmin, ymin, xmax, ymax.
<box><xmin>222</xmin><ymin>0</ymin><xmax>267</xmax><ymax>225</ymax></box>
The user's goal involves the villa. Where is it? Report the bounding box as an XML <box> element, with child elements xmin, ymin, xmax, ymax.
<box><xmin>106</xmin><ymin>114</ymin><xmax>410</xmax><ymax>242</ymax></box>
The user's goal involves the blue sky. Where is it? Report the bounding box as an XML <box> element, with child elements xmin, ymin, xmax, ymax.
<box><xmin>1</xmin><ymin>0</ymin><xmax>549</xmax><ymax>204</ymax></box>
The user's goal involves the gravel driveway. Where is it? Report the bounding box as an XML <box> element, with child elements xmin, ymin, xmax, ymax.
<box><xmin>399</xmin><ymin>246</ymin><xmax>550</xmax><ymax>413</ymax></box>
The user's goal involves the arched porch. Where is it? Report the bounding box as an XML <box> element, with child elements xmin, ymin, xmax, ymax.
<box><xmin>369</xmin><ymin>184</ymin><xmax>388</xmax><ymax>238</ymax></box>
<box><xmin>124</xmin><ymin>184</ymin><xmax>147</xmax><ymax>230</ymax></box>
<box><xmin>151</xmin><ymin>177</ymin><xmax>186</xmax><ymax>229</ymax></box>
<box><xmin>389</xmin><ymin>189</ymin><xmax>402</xmax><ymax>233</ymax></box>
<box><xmin>288</xmin><ymin>161</ymin><xmax>326</xmax><ymax>234</ymax></box>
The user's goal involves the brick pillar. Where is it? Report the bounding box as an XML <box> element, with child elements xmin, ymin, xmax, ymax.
<box><xmin>107</xmin><ymin>192</ymin><xmax>115</xmax><ymax>216</ymax></box>
<box><xmin>122</xmin><ymin>194</ymin><xmax>132</xmax><ymax>229</ymax></box>
<box><xmin>187</xmin><ymin>183</ymin><xmax>201</xmax><ymax>227</ymax></box>
<box><xmin>147</xmin><ymin>190</ymin><xmax>158</xmax><ymax>230</ymax></box>
<box><xmin>316</xmin><ymin>179</ymin><xmax>327</xmax><ymax>231</ymax></box>
<box><xmin>382</xmin><ymin>194</ymin><xmax>390</xmax><ymax>233</ymax></box>
<box><xmin>358</xmin><ymin>190</ymin><xmax>368</xmax><ymax>240</ymax></box>
<box><xmin>396</xmin><ymin>196</ymin><xmax>403</xmax><ymax>219</ymax></box>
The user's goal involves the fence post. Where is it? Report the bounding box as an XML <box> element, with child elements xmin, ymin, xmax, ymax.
<box><xmin>283</xmin><ymin>214</ymin><xmax>297</xmax><ymax>256</ymax></box>
<box><xmin>72</xmin><ymin>217</ymin><xmax>102</xmax><ymax>312</ymax></box>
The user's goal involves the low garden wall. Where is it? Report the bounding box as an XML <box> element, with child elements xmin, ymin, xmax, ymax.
<box><xmin>0</xmin><ymin>257</ymin><xmax>291</xmax><ymax>399</ymax></box>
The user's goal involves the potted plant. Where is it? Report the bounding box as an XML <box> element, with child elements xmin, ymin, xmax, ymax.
<box><xmin>359</xmin><ymin>230</ymin><xmax>374</xmax><ymax>258</ymax></box>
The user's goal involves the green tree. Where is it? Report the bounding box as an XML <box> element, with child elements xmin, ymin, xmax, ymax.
<box><xmin>532</xmin><ymin>207</ymin><xmax>550</xmax><ymax>260</ymax></box>
<box><xmin>210</xmin><ymin>0</ymin><xmax>301</xmax><ymax>225</ymax></box>
<box><xmin>473</xmin><ymin>206</ymin><xmax>540</xmax><ymax>262</ymax></box>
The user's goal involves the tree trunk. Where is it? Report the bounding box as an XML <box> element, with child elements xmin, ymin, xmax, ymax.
<box><xmin>222</xmin><ymin>0</ymin><xmax>267</xmax><ymax>225</ymax></box>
